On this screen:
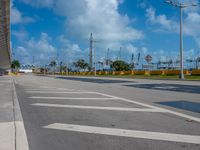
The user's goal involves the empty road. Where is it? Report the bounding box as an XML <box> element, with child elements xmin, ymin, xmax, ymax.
<box><xmin>14</xmin><ymin>74</ymin><xmax>200</xmax><ymax>150</ymax></box>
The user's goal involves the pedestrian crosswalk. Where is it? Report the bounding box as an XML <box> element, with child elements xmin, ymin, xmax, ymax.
<box><xmin>24</xmin><ymin>86</ymin><xmax>200</xmax><ymax>144</ymax></box>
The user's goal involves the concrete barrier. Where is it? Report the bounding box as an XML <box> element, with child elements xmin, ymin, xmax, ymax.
<box><xmin>165</xmin><ymin>70</ymin><xmax>189</xmax><ymax>75</ymax></box>
<box><xmin>150</xmin><ymin>70</ymin><xmax>165</xmax><ymax>75</ymax></box>
<box><xmin>191</xmin><ymin>70</ymin><xmax>200</xmax><ymax>75</ymax></box>
<box><xmin>134</xmin><ymin>70</ymin><xmax>149</xmax><ymax>75</ymax></box>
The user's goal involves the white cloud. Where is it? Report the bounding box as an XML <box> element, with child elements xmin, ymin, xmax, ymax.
<box><xmin>12</xmin><ymin>29</ymin><xmax>28</xmax><ymax>40</ymax></box>
<box><xmin>57</xmin><ymin>35</ymin><xmax>86</xmax><ymax>62</ymax></box>
<box><xmin>146</xmin><ymin>7</ymin><xmax>179</xmax><ymax>31</ymax></box>
<box><xmin>14</xmin><ymin>33</ymin><xmax>57</xmax><ymax>64</ymax></box>
<box><xmin>137</xmin><ymin>0</ymin><xmax>149</xmax><ymax>9</ymax></box>
<box><xmin>145</xmin><ymin>6</ymin><xmax>200</xmax><ymax>48</ymax></box>
<box><xmin>11</xmin><ymin>0</ymin><xmax>35</xmax><ymax>24</ymax></box>
<box><xmin>64</xmin><ymin>0</ymin><xmax>143</xmax><ymax>43</ymax></box>
<box><xmin>26</xmin><ymin>33</ymin><xmax>55</xmax><ymax>53</ymax></box>
<box><xmin>19</xmin><ymin>0</ymin><xmax>144</xmax><ymax>50</ymax></box>
<box><xmin>125</xmin><ymin>44</ymin><xmax>138</xmax><ymax>53</ymax></box>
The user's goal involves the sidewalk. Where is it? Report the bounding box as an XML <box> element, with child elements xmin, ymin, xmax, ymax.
<box><xmin>0</xmin><ymin>76</ymin><xmax>28</xmax><ymax>150</ymax></box>
<box><xmin>0</xmin><ymin>76</ymin><xmax>14</xmax><ymax>150</ymax></box>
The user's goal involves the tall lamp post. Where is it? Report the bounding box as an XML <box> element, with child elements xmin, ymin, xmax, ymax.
<box><xmin>164</xmin><ymin>0</ymin><xmax>198</xmax><ymax>79</ymax></box>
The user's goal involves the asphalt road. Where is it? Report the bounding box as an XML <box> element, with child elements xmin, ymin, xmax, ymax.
<box><xmin>14</xmin><ymin>74</ymin><xmax>200</xmax><ymax>150</ymax></box>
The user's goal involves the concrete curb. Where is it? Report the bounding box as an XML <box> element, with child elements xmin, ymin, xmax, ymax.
<box><xmin>12</xmin><ymin>79</ymin><xmax>29</xmax><ymax>150</ymax></box>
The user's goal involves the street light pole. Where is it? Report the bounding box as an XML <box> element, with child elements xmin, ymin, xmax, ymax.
<box><xmin>164</xmin><ymin>0</ymin><xmax>198</xmax><ymax>80</ymax></box>
<box><xmin>179</xmin><ymin>6</ymin><xmax>184</xmax><ymax>79</ymax></box>
<box><xmin>94</xmin><ymin>42</ymin><xmax>97</xmax><ymax>76</ymax></box>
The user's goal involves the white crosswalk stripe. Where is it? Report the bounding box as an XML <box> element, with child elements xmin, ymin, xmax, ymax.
<box><xmin>44</xmin><ymin>123</ymin><xmax>200</xmax><ymax>144</ymax></box>
<box><xmin>29</xmin><ymin>97</ymin><xmax>117</xmax><ymax>100</ymax></box>
<box><xmin>31</xmin><ymin>103</ymin><xmax>165</xmax><ymax>112</ymax></box>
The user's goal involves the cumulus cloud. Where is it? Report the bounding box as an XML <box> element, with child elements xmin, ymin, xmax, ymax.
<box><xmin>19</xmin><ymin>0</ymin><xmax>144</xmax><ymax>52</ymax></box>
<box><xmin>137</xmin><ymin>0</ymin><xmax>149</xmax><ymax>9</ymax></box>
<box><xmin>11</xmin><ymin>0</ymin><xmax>35</xmax><ymax>24</ymax></box>
<box><xmin>14</xmin><ymin>33</ymin><xmax>57</xmax><ymax>64</ymax></box>
<box><xmin>60</xmin><ymin>0</ymin><xmax>143</xmax><ymax>43</ymax></box>
<box><xmin>145</xmin><ymin>6</ymin><xmax>200</xmax><ymax>47</ymax></box>
<box><xmin>57</xmin><ymin>35</ymin><xmax>84</xmax><ymax>62</ymax></box>
<box><xmin>146</xmin><ymin>7</ymin><xmax>179</xmax><ymax>31</ymax></box>
<box><xmin>12</xmin><ymin>29</ymin><xmax>28</xmax><ymax>40</ymax></box>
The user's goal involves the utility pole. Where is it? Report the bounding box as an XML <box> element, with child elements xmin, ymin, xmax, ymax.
<box><xmin>94</xmin><ymin>42</ymin><xmax>96</xmax><ymax>76</ymax></box>
<box><xmin>89</xmin><ymin>32</ymin><xmax>98</xmax><ymax>75</ymax></box>
<box><xmin>89</xmin><ymin>33</ymin><xmax>93</xmax><ymax>71</ymax></box>
<box><xmin>12</xmin><ymin>52</ymin><xmax>15</xmax><ymax>61</ymax></box>
<box><xmin>107</xmin><ymin>48</ymin><xmax>110</xmax><ymax>60</ymax></box>
<box><xmin>164</xmin><ymin>0</ymin><xmax>198</xmax><ymax>80</ymax></box>
<box><xmin>106</xmin><ymin>48</ymin><xmax>110</xmax><ymax>66</ymax></box>
<box><xmin>32</xmin><ymin>56</ymin><xmax>35</xmax><ymax>65</ymax></box>
<box><xmin>131</xmin><ymin>53</ymin><xmax>134</xmax><ymax>70</ymax></box>
<box><xmin>118</xmin><ymin>47</ymin><xmax>122</xmax><ymax>60</ymax></box>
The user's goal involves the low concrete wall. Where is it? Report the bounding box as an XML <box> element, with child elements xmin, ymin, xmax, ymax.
<box><xmin>191</xmin><ymin>70</ymin><xmax>200</xmax><ymax>75</ymax></box>
<box><xmin>34</xmin><ymin>69</ymin><xmax>197</xmax><ymax>76</ymax></box>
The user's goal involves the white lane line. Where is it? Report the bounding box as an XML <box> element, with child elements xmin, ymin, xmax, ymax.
<box><xmin>94</xmin><ymin>92</ymin><xmax>162</xmax><ymax>109</ymax></box>
<box><xmin>31</xmin><ymin>103</ymin><xmax>164</xmax><ymax>112</ymax></box>
<box><xmin>0</xmin><ymin>81</ymin><xmax>12</xmax><ymax>83</ymax></box>
<box><xmin>26</xmin><ymin>91</ymin><xmax>97</xmax><ymax>94</ymax></box>
<box><xmin>44</xmin><ymin>123</ymin><xmax>200</xmax><ymax>144</ymax></box>
<box><xmin>25</xmin><ymin>89</ymin><xmax>84</xmax><ymax>92</ymax></box>
<box><xmin>94</xmin><ymin>92</ymin><xmax>200</xmax><ymax>123</ymax></box>
<box><xmin>29</xmin><ymin>97</ymin><xmax>116</xmax><ymax>100</ymax></box>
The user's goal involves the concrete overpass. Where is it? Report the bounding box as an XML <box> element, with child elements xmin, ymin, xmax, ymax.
<box><xmin>0</xmin><ymin>0</ymin><xmax>11</xmax><ymax>70</ymax></box>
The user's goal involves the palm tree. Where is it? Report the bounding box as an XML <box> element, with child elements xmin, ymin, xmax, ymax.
<box><xmin>49</xmin><ymin>60</ymin><xmax>57</xmax><ymax>73</ymax></box>
<box><xmin>11</xmin><ymin>60</ymin><xmax>20</xmax><ymax>73</ymax></box>
<box><xmin>73</xmin><ymin>59</ymin><xmax>89</xmax><ymax>71</ymax></box>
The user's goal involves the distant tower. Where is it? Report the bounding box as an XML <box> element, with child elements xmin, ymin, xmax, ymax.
<box><xmin>32</xmin><ymin>56</ymin><xmax>35</xmax><ymax>65</ymax></box>
<box><xmin>89</xmin><ymin>33</ymin><xmax>93</xmax><ymax>71</ymax></box>
<box><xmin>118</xmin><ymin>47</ymin><xmax>122</xmax><ymax>60</ymax></box>
<box><xmin>106</xmin><ymin>48</ymin><xmax>110</xmax><ymax>66</ymax></box>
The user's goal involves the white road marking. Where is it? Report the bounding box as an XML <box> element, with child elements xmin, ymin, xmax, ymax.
<box><xmin>0</xmin><ymin>81</ymin><xmax>12</xmax><ymax>83</ymax></box>
<box><xmin>44</xmin><ymin>123</ymin><xmax>200</xmax><ymax>144</ymax></box>
<box><xmin>26</xmin><ymin>86</ymin><xmax>200</xmax><ymax>122</ymax></box>
<box><xmin>25</xmin><ymin>89</ymin><xmax>81</xmax><ymax>92</ymax></box>
<box><xmin>26</xmin><ymin>91</ymin><xmax>97</xmax><ymax>94</ymax></box>
<box><xmin>155</xmin><ymin>86</ymin><xmax>176</xmax><ymax>89</ymax></box>
<box><xmin>94</xmin><ymin>92</ymin><xmax>200</xmax><ymax>123</ymax></box>
<box><xmin>31</xmin><ymin>103</ymin><xmax>164</xmax><ymax>112</ymax></box>
<box><xmin>29</xmin><ymin>97</ymin><xmax>116</xmax><ymax>100</ymax></box>
<box><xmin>94</xmin><ymin>92</ymin><xmax>161</xmax><ymax>109</ymax></box>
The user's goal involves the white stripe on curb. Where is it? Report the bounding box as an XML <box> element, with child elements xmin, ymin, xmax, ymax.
<box><xmin>44</xmin><ymin>123</ymin><xmax>200</xmax><ymax>144</ymax></box>
<box><xmin>31</xmin><ymin>103</ymin><xmax>164</xmax><ymax>112</ymax></box>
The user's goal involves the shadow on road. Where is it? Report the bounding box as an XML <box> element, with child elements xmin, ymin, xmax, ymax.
<box><xmin>124</xmin><ymin>83</ymin><xmax>200</xmax><ymax>94</ymax></box>
<box><xmin>156</xmin><ymin>101</ymin><xmax>200</xmax><ymax>113</ymax></box>
<box><xmin>56</xmin><ymin>76</ymin><xmax>135</xmax><ymax>84</ymax></box>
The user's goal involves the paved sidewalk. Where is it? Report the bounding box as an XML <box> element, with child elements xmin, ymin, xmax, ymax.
<box><xmin>0</xmin><ymin>76</ymin><xmax>28</xmax><ymax>150</ymax></box>
<box><xmin>0</xmin><ymin>76</ymin><xmax>14</xmax><ymax>150</ymax></box>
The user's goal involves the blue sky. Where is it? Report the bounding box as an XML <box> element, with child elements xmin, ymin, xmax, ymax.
<box><xmin>11</xmin><ymin>0</ymin><xmax>200</xmax><ymax>66</ymax></box>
